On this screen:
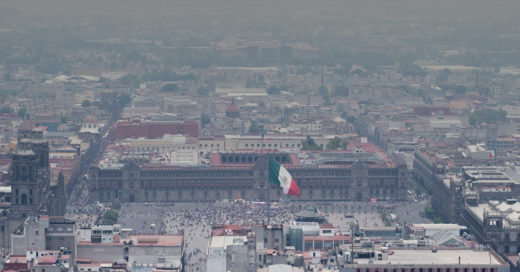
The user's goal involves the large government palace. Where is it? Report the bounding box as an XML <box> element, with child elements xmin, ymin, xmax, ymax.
<box><xmin>88</xmin><ymin>147</ymin><xmax>408</xmax><ymax>202</ymax></box>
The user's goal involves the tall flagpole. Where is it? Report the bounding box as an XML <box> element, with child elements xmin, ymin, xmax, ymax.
<box><xmin>262</xmin><ymin>130</ymin><xmax>270</xmax><ymax>226</ymax></box>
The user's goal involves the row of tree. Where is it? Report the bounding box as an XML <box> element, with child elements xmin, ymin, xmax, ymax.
<box><xmin>469</xmin><ymin>108</ymin><xmax>507</xmax><ymax>126</ymax></box>
<box><xmin>301</xmin><ymin>136</ymin><xmax>349</xmax><ymax>151</ymax></box>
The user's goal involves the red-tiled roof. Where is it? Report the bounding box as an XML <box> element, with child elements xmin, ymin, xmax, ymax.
<box><xmin>6</xmin><ymin>255</ymin><xmax>27</xmax><ymax>264</ymax></box>
<box><xmin>130</xmin><ymin>235</ymin><xmax>183</xmax><ymax>247</ymax></box>
<box><xmin>37</xmin><ymin>255</ymin><xmax>57</xmax><ymax>265</ymax></box>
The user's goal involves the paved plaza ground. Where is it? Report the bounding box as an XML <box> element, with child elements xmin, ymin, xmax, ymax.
<box><xmin>65</xmin><ymin>179</ymin><xmax>431</xmax><ymax>272</ymax></box>
<box><xmin>113</xmin><ymin>198</ymin><xmax>431</xmax><ymax>272</ymax></box>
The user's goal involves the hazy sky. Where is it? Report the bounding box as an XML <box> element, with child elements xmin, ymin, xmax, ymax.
<box><xmin>2</xmin><ymin>0</ymin><xmax>520</xmax><ymax>19</ymax></box>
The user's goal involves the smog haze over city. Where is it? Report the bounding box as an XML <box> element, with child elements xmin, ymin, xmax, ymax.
<box><xmin>1</xmin><ymin>0</ymin><xmax>520</xmax><ymax>271</ymax></box>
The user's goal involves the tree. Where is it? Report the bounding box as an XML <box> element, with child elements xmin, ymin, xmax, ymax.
<box><xmin>249</xmin><ymin>121</ymin><xmax>264</xmax><ymax>134</ymax></box>
<box><xmin>102</xmin><ymin>209</ymin><xmax>118</xmax><ymax>225</ymax></box>
<box><xmin>267</xmin><ymin>86</ymin><xmax>281</xmax><ymax>95</ymax></box>
<box><xmin>118</xmin><ymin>93</ymin><xmax>131</xmax><ymax>108</ymax></box>
<box><xmin>424</xmin><ymin>206</ymin><xmax>435</xmax><ymax>220</ymax></box>
<box><xmin>0</xmin><ymin>105</ymin><xmax>14</xmax><ymax>114</ymax></box>
<box><xmin>327</xmin><ymin>137</ymin><xmax>349</xmax><ymax>150</ymax></box>
<box><xmin>197</xmin><ymin>86</ymin><xmax>210</xmax><ymax>96</ymax></box>
<box><xmin>17</xmin><ymin>107</ymin><xmax>27</xmax><ymax>118</ymax></box>
<box><xmin>81</xmin><ymin>100</ymin><xmax>91</xmax><ymax>107</ymax></box>
<box><xmin>59</xmin><ymin>115</ymin><xmax>69</xmax><ymax>123</ymax></box>
<box><xmin>433</xmin><ymin>217</ymin><xmax>443</xmax><ymax>224</ymax></box>
<box><xmin>398</xmin><ymin>62</ymin><xmax>426</xmax><ymax>78</ymax></box>
<box><xmin>302</xmin><ymin>135</ymin><xmax>321</xmax><ymax>151</ymax></box>
<box><xmin>201</xmin><ymin>113</ymin><xmax>211</xmax><ymax>127</ymax></box>
<box><xmin>161</xmin><ymin>83</ymin><xmax>178</xmax><ymax>92</ymax></box>
<box><xmin>327</xmin><ymin>137</ymin><xmax>341</xmax><ymax>150</ymax></box>
<box><xmin>469</xmin><ymin>109</ymin><xmax>507</xmax><ymax>126</ymax></box>
<box><xmin>333</xmin><ymin>85</ymin><xmax>349</xmax><ymax>97</ymax></box>
<box><xmin>319</xmin><ymin>85</ymin><xmax>330</xmax><ymax>104</ymax></box>
<box><xmin>118</xmin><ymin>74</ymin><xmax>141</xmax><ymax>88</ymax></box>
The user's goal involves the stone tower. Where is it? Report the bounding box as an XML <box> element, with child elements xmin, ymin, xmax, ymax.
<box><xmin>9</xmin><ymin>148</ymin><xmax>42</xmax><ymax>221</ymax></box>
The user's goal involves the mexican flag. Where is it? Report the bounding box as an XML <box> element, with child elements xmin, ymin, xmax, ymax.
<box><xmin>269</xmin><ymin>157</ymin><xmax>300</xmax><ymax>197</ymax></box>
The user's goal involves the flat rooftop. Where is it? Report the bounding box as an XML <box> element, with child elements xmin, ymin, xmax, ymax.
<box><xmin>210</xmin><ymin>235</ymin><xmax>247</xmax><ymax>249</ymax></box>
<box><xmin>356</xmin><ymin>249</ymin><xmax>504</xmax><ymax>265</ymax></box>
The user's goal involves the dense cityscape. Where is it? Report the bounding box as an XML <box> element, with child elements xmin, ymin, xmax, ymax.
<box><xmin>1</xmin><ymin>0</ymin><xmax>520</xmax><ymax>271</ymax></box>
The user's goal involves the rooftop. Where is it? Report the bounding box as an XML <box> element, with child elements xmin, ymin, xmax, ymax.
<box><xmin>210</xmin><ymin>235</ymin><xmax>247</xmax><ymax>249</ymax></box>
<box><xmin>355</xmin><ymin>249</ymin><xmax>504</xmax><ymax>265</ymax></box>
<box><xmin>129</xmin><ymin>235</ymin><xmax>183</xmax><ymax>247</ymax></box>
<box><xmin>467</xmin><ymin>201</ymin><xmax>520</xmax><ymax>228</ymax></box>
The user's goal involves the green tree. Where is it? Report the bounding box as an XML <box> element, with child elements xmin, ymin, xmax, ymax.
<box><xmin>0</xmin><ymin>105</ymin><xmax>14</xmax><ymax>114</ymax></box>
<box><xmin>249</xmin><ymin>121</ymin><xmax>264</xmax><ymax>134</ymax></box>
<box><xmin>118</xmin><ymin>74</ymin><xmax>141</xmax><ymax>88</ymax></box>
<box><xmin>398</xmin><ymin>62</ymin><xmax>426</xmax><ymax>78</ymax></box>
<box><xmin>327</xmin><ymin>137</ymin><xmax>349</xmax><ymax>150</ymax></box>
<box><xmin>469</xmin><ymin>109</ymin><xmax>507</xmax><ymax>126</ymax></box>
<box><xmin>102</xmin><ymin>209</ymin><xmax>119</xmax><ymax>225</ymax></box>
<box><xmin>327</xmin><ymin>137</ymin><xmax>342</xmax><ymax>150</ymax></box>
<box><xmin>433</xmin><ymin>217</ymin><xmax>443</xmax><ymax>224</ymax></box>
<box><xmin>333</xmin><ymin>85</ymin><xmax>349</xmax><ymax>97</ymax></box>
<box><xmin>59</xmin><ymin>115</ymin><xmax>69</xmax><ymax>123</ymax></box>
<box><xmin>118</xmin><ymin>93</ymin><xmax>132</xmax><ymax>108</ymax></box>
<box><xmin>161</xmin><ymin>83</ymin><xmax>178</xmax><ymax>92</ymax></box>
<box><xmin>319</xmin><ymin>85</ymin><xmax>330</xmax><ymax>104</ymax></box>
<box><xmin>201</xmin><ymin>113</ymin><xmax>211</xmax><ymax>127</ymax></box>
<box><xmin>267</xmin><ymin>86</ymin><xmax>281</xmax><ymax>95</ymax></box>
<box><xmin>302</xmin><ymin>136</ymin><xmax>321</xmax><ymax>151</ymax></box>
<box><xmin>17</xmin><ymin>107</ymin><xmax>27</xmax><ymax>118</ymax></box>
<box><xmin>424</xmin><ymin>206</ymin><xmax>435</xmax><ymax>219</ymax></box>
<box><xmin>197</xmin><ymin>86</ymin><xmax>210</xmax><ymax>96</ymax></box>
<box><xmin>81</xmin><ymin>100</ymin><xmax>91</xmax><ymax>107</ymax></box>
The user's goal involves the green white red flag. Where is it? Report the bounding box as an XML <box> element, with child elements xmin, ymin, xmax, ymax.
<box><xmin>268</xmin><ymin>157</ymin><xmax>300</xmax><ymax>197</ymax></box>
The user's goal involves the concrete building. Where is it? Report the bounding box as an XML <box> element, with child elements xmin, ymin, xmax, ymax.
<box><xmin>335</xmin><ymin>247</ymin><xmax>509</xmax><ymax>272</ymax></box>
<box><xmin>76</xmin><ymin>225</ymin><xmax>183</xmax><ymax>270</ymax></box>
<box><xmin>0</xmin><ymin>137</ymin><xmax>66</xmax><ymax>251</ymax></box>
<box><xmin>206</xmin><ymin>226</ymin><xmax>253</xmax><ymax>272</ymax></box>
<box><xmin>88</xmin><ymin>147</ymin><xmax>408</xmax><ymax>203</ymax></box>
<box><xmin>464</xmin><ymin>199</ymin><xmax>520</xmax><ymax>254</ymax></box>
<box><xmin>11</xmin><ymin>216</ymin><xmax>76</xmax><ymax>260</ymax></box>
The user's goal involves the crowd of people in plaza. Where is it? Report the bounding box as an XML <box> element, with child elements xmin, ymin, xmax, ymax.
<box><xmin>64</xmin><ymin>184</ymin><xmax>430</xmax><ymax>272</ymax></box>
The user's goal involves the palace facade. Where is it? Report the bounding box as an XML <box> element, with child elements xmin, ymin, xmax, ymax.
<box><xmin>88</xmin><ymin>150</ymin><xmax>408</xmax><ymax>203</ymax></box>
